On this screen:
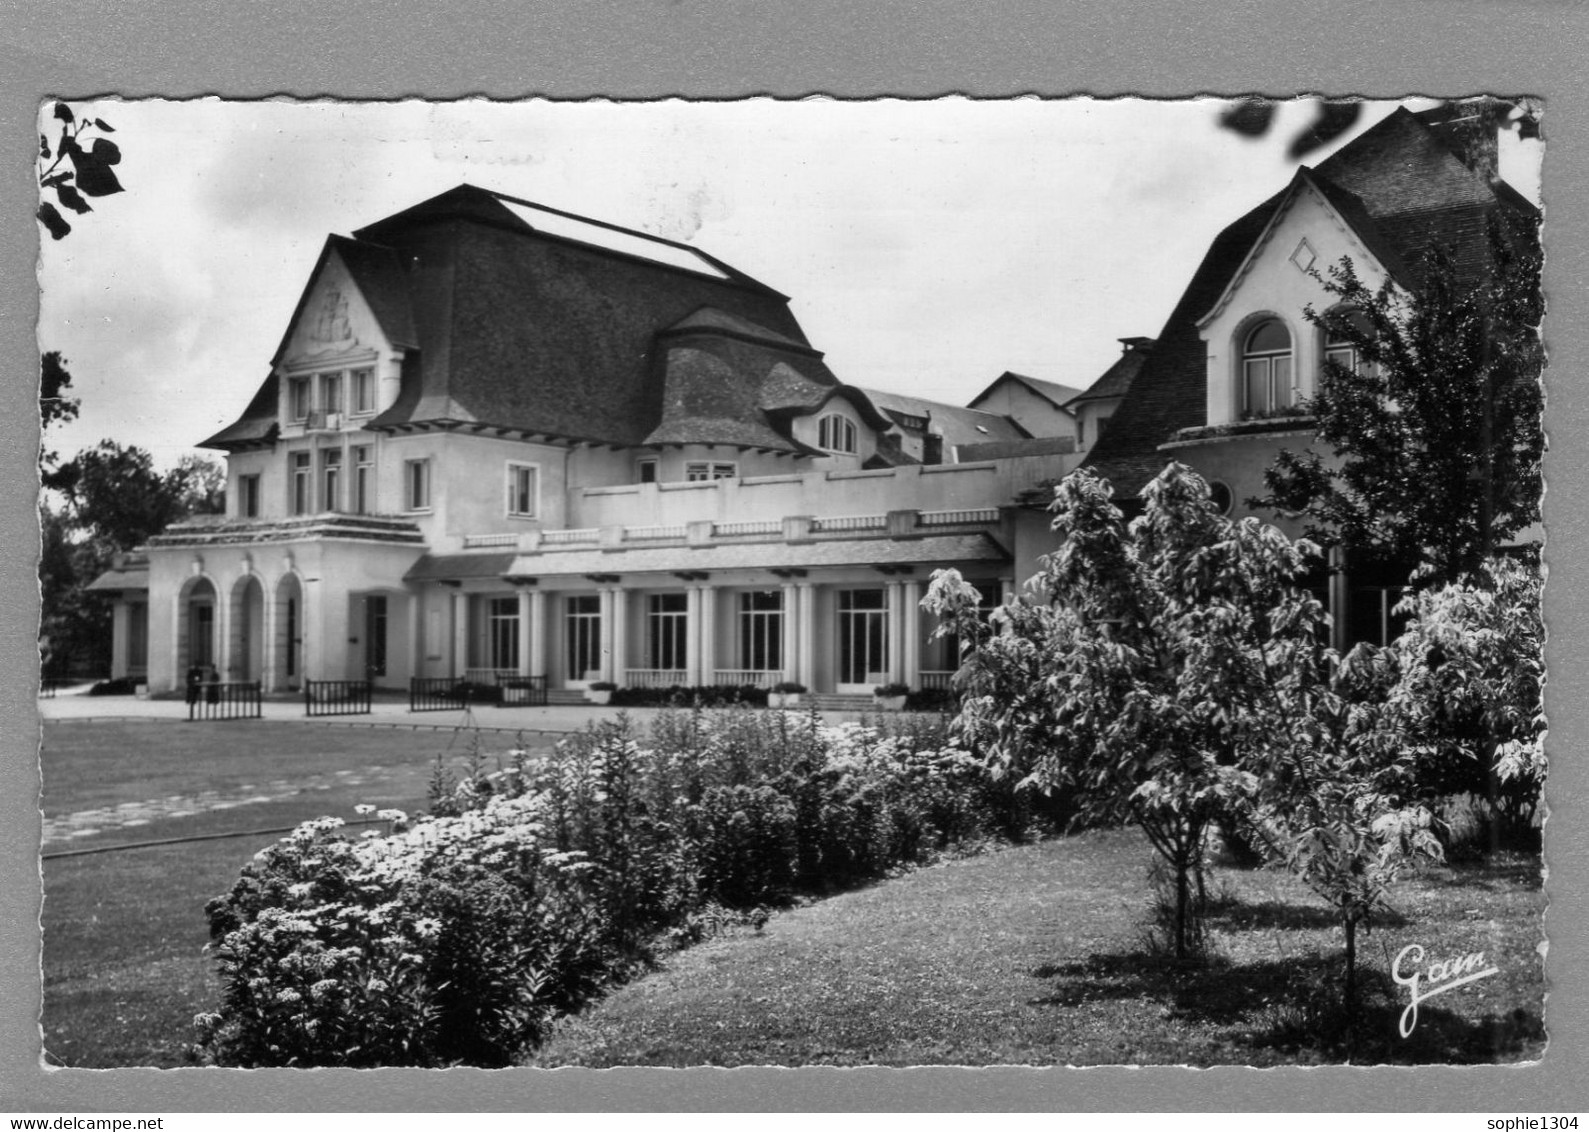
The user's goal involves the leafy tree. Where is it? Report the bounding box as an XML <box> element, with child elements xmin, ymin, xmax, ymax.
<box><xmin>1385</xmin><ymin>557</ymin><xmax>1546</xmax><ymax>834</ymax></box>
<box><xmin>37</xmin><ymin>101</ymin><xmax>124</xmax><ymax>240</ymax></box>
<box><xmin>1254</xmin><ymin>210</ymin><xmax>1544</xmax><ymax>586</ymax></box>
<box><xmin>928</xmin><ymin>463</ymin><xmax>1330</xmax><ymax>959</ymax></box>
<box><xmin>172</xmin><ymin>452</ymin><xmax>227</xmax><ymax>515</ymax></box>
<box><xmin>49</xmin><ymin>440</ymin><xmax>190</xmax><ymax>556</ymax></box>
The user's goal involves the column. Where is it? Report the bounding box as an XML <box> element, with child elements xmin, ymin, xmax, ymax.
<box><xmin>404</xmin><ymin>589</ymin><xmax>421</xmax><ymax>683</ymax></box>
<box><xmin>796</xmin><ymin>582</ymin><xmax>816</xmax><ymax>691</ymax></box>
<box><xmin>1329</xmin><ymin>546</ymin><xmax>1349</xmax><ymax>654</ymax></box>
<box><xmin>516</xmin><ymin>589</ymin><xmax>533</xmax><ymax>676</ymax></box>
<box><xmin>685</xmin><ymin>586</ymin><xmax>704</xmax><ymax>686</ymax></box>
<box><xmin>698</xmin><ymin>585</ymin><xmax>717</xmax><ymax>685</ymax></box>
<box><xmin>528</xmin><ymin>590</ymin><xmax>547</xmax><ymax>679</ymax></box>
<box><xmin>610</xmin><ymin>587</ymin><xmax>629</xmax><ymax>686</ymax></box>
<box><xmin>781</xmin><ymin>582</ymin><xmax>799</xmax><ymax>683</ymax></box>
<box><xmin>451</xmin><ymin>591</ymin><xmax>469</xmax><ymax>679</ymax></box>
<box><xmin>886</xmin><ymin>580</ymin><xmax>905</xmax><ymax>684</ymax></box>
<box><xmin>216</xmin><ymin>579</ymin><xmax>234</xmax><ymax>681</ymax></box>
<box><xmin>901</xmin><ymin>579</ymin><xmax>922</xmax><ymax>688</ymax></box>
<box><xmin>111</xmin><ymin>602</ymin><xmax>130</xmax><ymax>680</ymax></box>
<box><xmin>261</xmin><ymin>586</ymin><xmax>279</xmax><ymax>692</ymax></box>
<box><xmin>598</xmin><ymin>587</ymin><xmax>616</xmax><ymax>683</ymax></box>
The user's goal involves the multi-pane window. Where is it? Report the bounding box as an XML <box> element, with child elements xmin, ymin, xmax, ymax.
<box><xmin>353</xmin><ymin>446</ymin><xmax>374</xmax><ymax>514</ymax></box>
<box><xmin>238</xmin><ymin>473</ymin><xmax>261</xmax><ymax>518</ymax></box>
<box><xmin>837</xmin><ymin>588</ymin><xmax>888</xmax><ymax>687</ymax></box>
<box><xmin>321</xmin><ymin>447</ymin><xmax>343</xmax><ymax>512</ymax></box>
<box><xmin>352</xmin><ymin>367</ymin><xmax>376</xmax><ymax>415</ymax></box>
<box><xmin>487</xmin><ymin>596</ymin><xmax>520</xmax><ymax>672</ymax></box>
<box><xmin>684</xmin><ymin>461</ymin><xmax>737</xmax><ymax>481</ymax></box>
<box><xmin>818</xmin><ymin>413</ymin><xmax>858</xmax><ymax>454</ymax></box>
<box><xmin>565</xmin><ymin>595</ymin><xmax>602</xmax><ymax>682</ymax></box>
<box><xmin>738</xmin><ymin>590</ymin><xmax>783</xmax><ymax>671</ymax></box>
<box><xmin>405</xmin><ymin>458</ymin><xmax>431</xmax><ymax>511</ymax></box>
<box><xmin>288</xmin><ymin>376</ymin><xmax>311</xmax><ymax>422</ymax></box>
<box><xmin>290</xmin><ymin>451</ymin><xmax>312</xmax><ymax>515</ymax></box>
<box><xmin>507</xmin><ymin>462</ymin><xmax>539</xmax><ymax>517</ymax></box>
<box><xmin>637</xmin><ymin>458</ymin><xmax>658</xmax><ymax>484</ymax></box>
<box><xmin>646</xmin><ymin>593</ymin><xmax>689</xmax><ymax>671</ymax></box>
<box><xmin>1324</xmin><ymin>311</ymin><xmax>1378</xmax><ymax>379</ymax></box>
<box><xmin>1241</xmin><ymin>318</ymin><xmax>1294</xmax><ymax>417</ymax></box>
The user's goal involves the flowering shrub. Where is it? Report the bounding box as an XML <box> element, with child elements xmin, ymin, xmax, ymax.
<box><xmin>197</xmin><ymin>708</ymin><xmax>1020</xmax><ymax>1067</ymax></box>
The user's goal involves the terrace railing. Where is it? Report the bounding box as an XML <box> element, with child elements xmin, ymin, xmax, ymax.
<box><xmin>918</xmin><ymin>670</ymin><xmax>956</xmax><ymax>691</ymax></box>
<box><xmin>711</xmin><ymin>668</ymin><xmax>780</xmax><ymax>689</ymax></box>
<box><xmin>187</xmin><ymin>680</ymin><xmax>263</xmax><ymax>722</ymax></box>
<box><xmin>625</xmin><ymin>668</ymin><xmax>688</xmax><ymax>689</ymax></box>
<box><xmin>304</xmin><ymin>679</ymin><xmax>372</xmax><ymax>717</ymax></box>
<box><xmin>496</xmin><ymin>673</ymin><xmax>548</xmax><ymax>706</ymax></box>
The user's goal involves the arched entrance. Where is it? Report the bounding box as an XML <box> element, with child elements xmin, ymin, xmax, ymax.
<box><xmin>229</xmin><ymin>575</ymin><xmax>265</xmax><ymax>682</ymax></box>
<box><xmin>176</xmin><ymin>576</ymin><xmax>218</xmax><ymax>678</ymax></box>
<box><xmin>274</xmin><ymin>573</ymin><xmax>305</xmax><ymax>691</ymax></box>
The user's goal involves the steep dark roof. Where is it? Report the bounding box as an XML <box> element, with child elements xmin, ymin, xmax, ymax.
<box><xmin>207</xmin><ymin>185</ymin><xmax>819</xmax><ymax>451</ymax></box>
<box><xmin>1065</xmin><ymin>338</ymin><xmax>1154</xmax><ymax>408</ymax></box>
<box><xmin>199</xmin><ymin>371</ymin><xmax>281</xmax><ymax>450</ymax></box>
<box><xmin>860</xmin><ymin>388</ymin><xmax>1029</xmax><ymax>448</ymax></box>
<box><xmin>1083</xmin><ymin>107</ymin><xmax>1534</xmax><ymax>496</ymax></box>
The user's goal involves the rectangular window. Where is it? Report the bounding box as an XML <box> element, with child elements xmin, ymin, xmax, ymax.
<box><xmin>837</xmin><ymin>588</ymin><xmax>889</xmax><ymax>687</ymax></box>
<box><xmin>290</xmin><ymin>451</ymin><xmax>312</xmax><ymax>515</ymax></box>
<box><xmin>321</xmin><ymin>447</ymin><xmax>343</xmax><ymax>512</ymax></box>
<box><xmin>288</xmin><ymin>376</ymin><xmax>311</xmax><ymax>422</ymax></box>
<box><xmin>405</xmin><ymin>458</ymin><xmax>431</xmax><ymax>511</ymax></box>
<box><xmin>352</xmin><ymin>367</ymin><xmax>376</xmax><ymax>414</ymax></box>
<box><xmin>565</xmin><ymin>594</ymin><xmax>602</xmax><ymax>682</ymax></box>
<box><xmin>637</xmin><ymin>458</ymin><xmax>658</xmax><ymax>484</ymax></box>
<box><xmin>646</xmin><ymin>593</ymin><xmax>689</xmax><ymax>671</ymax></box>
<box><xmin>353</xmin><ymin>446</ymin><xmax>374</xmax><ymax>514</ymax></box>
<box><xmin>684</xmin><ymin>461</ymin><xmax>737</xmax><ymax>481</ymax></box>
<box><xmin>487</xmin><ymin>596</ymin><xmax>520</xmax><ymax>672</ymax></box>
<box><xmin>818</xmin><ymin>414</ymin><xmax>858</xmax><ymax>454</ymax></box>
<box><xmin>507</xmin><ymin>462</ymin><xmax>539</xmax><ymax>517</ymax></box>
<box><xmin>239</xmin><ymin>474</ymin><xmax>261</xmax><ymax>518</ymax></box>
<box><xmin>319</xmin><ymin>372</ymin><xmax>342</xmax><ymax>416</ymax></box>
<box><xmin>738</xmin><ymin>590</ymin><xmax>783</xmax><ymax>672</ymax></box>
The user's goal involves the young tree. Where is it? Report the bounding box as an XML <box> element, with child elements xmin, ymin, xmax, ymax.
<box><xmin>929</xmin><ymin>463</ymin><xmax>1331</xmax><ymax>959</ymax></box>
<box><xmin>1254</xmin><ymin>210</ymin><xmax>1544</xmax><ymax>586</ymax></box>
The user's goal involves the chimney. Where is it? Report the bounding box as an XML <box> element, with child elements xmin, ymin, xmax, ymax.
<box><xmin>1119</xmin><ymin>336</ymin><xmax>1156</xmax><ymax>353</ymax></box>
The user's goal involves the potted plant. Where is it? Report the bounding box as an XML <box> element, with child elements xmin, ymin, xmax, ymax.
<box><xmin>768</xmin><ymin>680</ymin><xmax>806</xmax><ymax>709</ymax></box>
<box><xmin>585</xmin><ymin>680</ymin><xmax>617</xmax><ymax>705</ymax></box>
<box><xmin>873</xmin><ymin>682</ymin><xmax>910</xmax><ymax>711</ymax></box>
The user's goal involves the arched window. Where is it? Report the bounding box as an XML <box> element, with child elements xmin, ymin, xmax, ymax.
<box><xmin>1323</xmin><ymin>309</ymin><xmax>1377</xmax><ymax>378</ymax></box>
<box><xmin>818</xmin><ymin>413</ymin><xmax>858</xmax><ymax>454</ymax></box>
<box><xmin>1241</xmin><ymin>318</ymin><xmax>1293</xmax><ymax>418</ymax></box>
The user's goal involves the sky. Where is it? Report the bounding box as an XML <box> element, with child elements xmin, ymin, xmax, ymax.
<box><xmin>36</xmin><ymin>97</ymin><xmax>1543</xmax><ymax>471</ymax></box>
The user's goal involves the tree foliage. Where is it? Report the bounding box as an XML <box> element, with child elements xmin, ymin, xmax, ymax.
<box><xmin>37</xmin><ymin>101</ymin><xmax>124</xmax><ymax>240</ymax></box>
<box><xmin>1254</xmin><ymin>212</ymin><xmax>1544</xmax><ymax>586</ymax></box>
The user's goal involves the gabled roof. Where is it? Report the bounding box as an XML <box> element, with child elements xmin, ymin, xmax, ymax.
<box><xmin>968</xmin><ymin>371</ymin><xmax>1087</xmax><ymax>414</ymax></box>
<box><xmin>1082</xmin><ymin>105</ymin><xmax>1535</xmax><ymax>497</ymax></box>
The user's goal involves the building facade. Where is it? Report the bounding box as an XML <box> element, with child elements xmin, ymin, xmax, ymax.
<box><xmin>106</xmin><ymin>185</ymin><xmax>1081</xmax><ymax>695</ymax></box>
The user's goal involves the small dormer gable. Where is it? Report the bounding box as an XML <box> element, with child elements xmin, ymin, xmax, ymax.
<box><xmin>1197</xmin><ymin>173</ymin><xmax>1395</xmax><ymax>427</ymax></box>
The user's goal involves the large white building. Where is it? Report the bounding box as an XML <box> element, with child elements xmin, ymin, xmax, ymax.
<box><xmin>90</xmin><ymin>103</ymin><xmax>1536</xmax><ymax>695</ymax></box>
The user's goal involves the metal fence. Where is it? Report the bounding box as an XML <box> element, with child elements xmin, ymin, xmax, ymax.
<box><xmin>496</xmin><ymin>673</ymin><xmax>548</xmax><ymax>706</ymax></box>
<box><xmin>410</xmin><ymin>676</ymin><xmax>475</xmax><ymax>712</ymax></box>
<box><xmin>187</xmin><ymin>680</ymin><xmax>263</xmax><ymax>722</ymax></box>
<box><xmin>304</xmin><ymin>679</ymin><xmax>372</xmax><ymax>717</ymax></box>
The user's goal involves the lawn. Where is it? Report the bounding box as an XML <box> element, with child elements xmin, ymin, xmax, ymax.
<box><xmin>39</xmin><ymin>719</ymin><xmax>542</xmax><ymax>1068</ymax></box>
<box><xmin>531</xmin><ymin>829</ymin><xmax>1546</xmax><ymax>1067</ymax></box>
<box><xmin>38</xmin><ymin>720</ymin><xmax>1547</xmax><ymax>1069</ymax></box>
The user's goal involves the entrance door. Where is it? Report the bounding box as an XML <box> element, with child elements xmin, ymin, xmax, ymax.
<box><xmin>365</xmin><ymin>595</ymin><xmax>388</xmax><ymax>680</ymax></box>
<box><xmin>836</xmin><ymin>588</ymin><xmax>888</xmax><ymax>693</ymax></box>
<box><xmin>564</xmin><ymin>594</ymin><xmax>601</xmax><ymax>688</ymax></box>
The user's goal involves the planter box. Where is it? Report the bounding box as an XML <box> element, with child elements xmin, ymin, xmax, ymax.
<box><xmin>873</xmin><ymin>694</ymin><xmax>907</xmax><ymax>711</ymax></box>
<box><xmin>768</xmin><ymin>692</ymin><xmax>802</xmax><ymax>709</ymax></box>
<box><xmin>585</xmin><ymin>689</ymin><xmax>613</xmax><ymax>705</ymax></box>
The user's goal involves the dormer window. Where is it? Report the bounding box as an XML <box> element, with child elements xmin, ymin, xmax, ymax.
<box><xmin>320</xmin><ymin>372</ymin><xmax>343</xmax><ymax>416</ymax></box>
<box><xmin>352</xmin><ymin>367</ymin><xmax>375</xmax><ymax>415</ymax></box>
<box><xmin>818</xmin><ymin>413</ymin><xmax>858</xmax><ymax>454</ymax></box>
<box><xmin>1241</xmin><ymin>318</ymin><xmax>1294</xmax><ymax>418</ymax></box>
